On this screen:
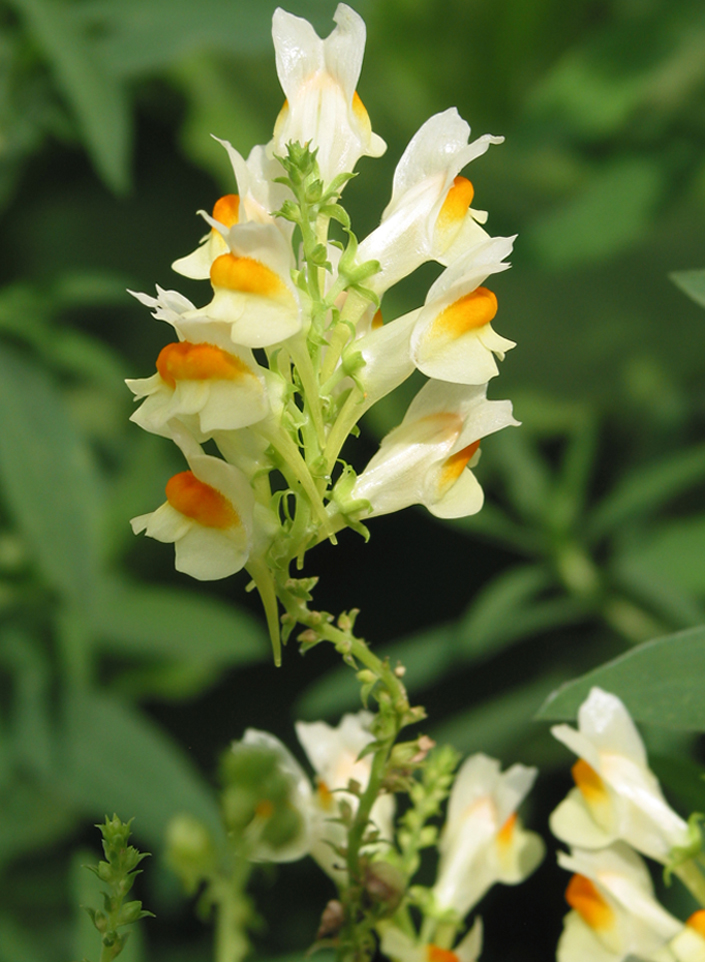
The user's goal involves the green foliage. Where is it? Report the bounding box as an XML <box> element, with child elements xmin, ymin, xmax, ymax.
<box><xmin>537</xmin><ymin>626</ymin><xmax>705</xmax><ymax>731</ymax></box>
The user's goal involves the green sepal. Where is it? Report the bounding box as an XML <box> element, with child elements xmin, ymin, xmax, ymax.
<box><xmin>664</xmin><ymin>813</ymin><xmax>704</xmax><ymax>883</ymax></box>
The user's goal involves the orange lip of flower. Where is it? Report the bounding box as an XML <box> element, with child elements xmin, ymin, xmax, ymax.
<box><xmin>211</xmin><ymin>194</ymin><xmax>240</xmax><ymax>230</ymax></box>
<box><xmin>497</xmin><ymin>811</ymin><xmax>517</xmax><ymax>849</ymax></box>
<box><xmin>156</xmin><ymin>341</ymin><xmax>254</xmax><ymax>389</ymax></box>
<box><xmin>436</xmin><ymin>176</ymin><xmax>475</xmax><ymax>232</ymax></box>
<box><xmin>426</xmin><ymin>946</ymin><xmax>459</xmax><ymax>962</ymax></box>
<box><xmin>438</xmin><ymin>440</ymin><xmax>481</xmax><ymax>490</ymax></box>
<box><xmin>572</xmin><ymin>759</ymin><xmax>609</xmax><ymax>805</ymax></box>
<box><xmin>687</xmin><ymin>911</ymin><xmax>705</xmax><ymax>939</ymax></box>
<box><xmin>166</xmin><ymin>471</ymin><xmax>240</xmax><ymax>529</ymax></box>
<box><xmin>210</xmin><ymin>252</ymin><xmax>293</xmax><ymax>302</ymax></box>
<box><xmin>565</xmin><ymin>874</ymin><xmax>615</xmax><ymax>932</ymax></box>
<box><xmin>430</xmin><ymin>287</ymin><xmax>498</xmax><ymax>339</ymax></box>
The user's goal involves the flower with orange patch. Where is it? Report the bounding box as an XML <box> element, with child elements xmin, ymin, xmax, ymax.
<box><xmin>432</xmin><ymin>753</ymin><xmax>543</xmax><ymax>919</ymax></box>
<box><xmin>270</xmin><ymin>4</ymin><xmax>386</xmax><ymax>183</ymax></box>
<box><xmin>356</xmin><ymin>109</ymin><xmax>502</xmax><ymax>297</ymax></box>
<box><xmin>556</xmin><ymin>843</ymin><xmax>681</xmax><ymax>962</ymax></box>
<box><xmin>201</xmin><ymin>221</ymin><xmax>302</xmax><ymax>348</ymax></box>
<box><xmin>669</xmin><ymin>911</ymin><xmax>705</xmax><ymax>962</ymax></box>
<box><xmin>550</xmin><ymin>687</ymin><xmax>690</xmax><ymax>863</ymax></box>
<box><xmin>294</xmin><ymin>711</ymin><xmax>395</xmax><ymax>881</ymax></box>
<box><xmin>380</xmin><ymin>918</ymin><xmax>483</xmax><ymax>962</ymax></box>
<box><xmin>349</xmin><ymin>380</ymin><xmax>518</xmax><ymax>521</ymax></box>
<box><xmin>130</xmin><ymin>444</ymin><xmax>254</xmax><ymax>581</ymax></box>
<box><xmin>126</xmin><ymin>324</ymin><xmax>270</xmax><ymax>439</ymax></box>
<box><xmin>410</xmin><ymin>235</ymin><xmax>516</xmax><ymax>385</ymax></box>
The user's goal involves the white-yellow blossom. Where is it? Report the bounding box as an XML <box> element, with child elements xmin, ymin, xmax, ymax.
<box><xmin>432</xmin><ymin>753</ymin><xmax>543</xmax><ymax>919</ymax></box>
<box><xmin>557</xmin><ymin>843</ymin><xmax>681</xmax><ymax>962</ymax></box>
<box><xmin>271</xmin><ymin>3</ymin><xmax>386</xmax><ymax>183</ymax></box>
<box><xmin>350</xmin><ymin>380</ymin><xmax>518</xmax><ymax>520</ymax></box>
<box><xmin>295</xmin><ymin>711</ymin><xmax>395</xmax><ymax>880</ymax></box>
<box><xmin>356</xmin><ymin>109</ymin><xmax>501</xmax><ymax>296</ymax></box>
<box><xmin>550</xmin><ymin>687</ymin><xmax>690</xmax><ymax>863</ymax></box>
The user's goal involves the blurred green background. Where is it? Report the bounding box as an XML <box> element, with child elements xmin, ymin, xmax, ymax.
<box><xmin>1</xmin><ymin>0</ymin><xmax>705</xmax><ymax>959</ymax></box>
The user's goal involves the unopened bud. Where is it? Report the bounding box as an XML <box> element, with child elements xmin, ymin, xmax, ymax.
<box><xmin>165</xmin><ymin>814</ymin><xmax>216</xmax><ymax>892</ymax></box>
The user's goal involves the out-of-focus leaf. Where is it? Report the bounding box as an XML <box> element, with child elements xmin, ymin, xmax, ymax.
<box><xmin>173</xmin><ymin>56</ymin><xmax>271</xmax><ymax>187</ymax></box>
<box><xmin>490</xmin><ymin>430</ymin><xmax>551</xmax><ymax>524</ymax></box>
<box><xmin>8</xmin><ymin>0</ymin><xmax>130</xmax><ymax>193</ymax></box>
<box><xmin>589</xmin><ymin>443</ymin><xmax>705</xmax><ymax>541</ymax></box>
<box><xmin>536</xmin><ymin>626</ymin><xmax>705</xmax><ymax>730</ymax></box>
<box><xmin>82</xmin><ymin>0</ymin><xmax>336</xmax><ymax>78</ymax></box>
<box><xmin>92</xmin><ymin>578</ymin><xmax>267</xmax><ymax>664</ymax></box>
<box><xmin>528</xmin><ymin>4</ymin><xmax>705</xmax><ymax>138</ymax></box>
<box><xmin>0</xmin><ymin>628</ymin><xmax>52</xmax><ymax>777</ymax></box>
<box><xmin>112</xmin><ymin>660</ymin><xmax>221</xmax><ymax>701</ymax></box>
<box><xmin>526</xmin><ymin>157</ymin><xmax>664</xmax><ymax>268</ymax></box>
<box><xmin>61</xmin><ymin>689</ymin><xmax>223</xmax><ymax>848</ymax></box>
<box><xmin>671</xmin><ymin>269</ymin><xmax>705</xmax><ymax>309</ymax></box>
<box><xmin>0</xmin><ymin>345</ymin><xmax>102</xmax><ymax>607</ymax></box>
<box><xmin>0</xmin><ymin>778</ymin><xmax>77</xmax><ymax>865</ymax></box>
<box><xmin>614</xmin><ymin>514</ymin><xmax>705</xmax><ymax>597</ymax></box>
<box><xmin>71</xmin><ymin>848</ymin><xmax>146</xmax><ymax>962</ymax></box>
<box><xmin>612</xmin><ymin>547</ymin><xmax>705</xmax><ymax>631</ymax></box>
<box><xmin>650</xmin><ymin>753</ymin><xmax>705</xmax><ymax>816</ymax></box>
<box><xmin>0</xmin><ymin>913</ymin><xmax>45</xmax><ymax>962</ymax></box>
<box><xmin>432</xmin><ymin>673</ymin><xmax>566</xmax><ymax>759</ymax></box>
<box><xmin>450</xmin><ymin>502</ymin><xmax>541</xmax><ymax>557</ymax></box>
<box><xmin>476</xmin><ymin>567</ymin><xmax>589</xmax><ymax>656</ymax></box>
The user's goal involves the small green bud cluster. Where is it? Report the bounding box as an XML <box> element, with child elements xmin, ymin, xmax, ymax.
<box><xmin>83</xmin><ymin>815</ymin><xmax>153</xmax><ymax>962</ymax></box>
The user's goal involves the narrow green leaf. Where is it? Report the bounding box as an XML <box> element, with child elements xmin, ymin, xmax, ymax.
<box><xmin>92</xmin><ymin>578</ymin><xmax>267</xmax><ymax>665</ymax></box>
<box><xmin>61</xmin><ymin>689</ymin><xmax>223</xmax><ymax>848</ymax></box>
<box><xmin>432</xmin><ymin>673</ymin><xmax>567</xmax><ymax>758</ymax></box>
<box><xmin>536</xmin><ymin>626</ymin><xmax>705</xmax><ymax>730</ymax></box>
<box><xmin>589</xmin><ymin>443</ymin><xmax>705</xmax><ymax>541</ymax></box>
<box><xmin>0</xmin><ymin>628</ymin><xmax>52</xmax><ymax>777</ymax></box>
<box><xmin>0</xmin><ymin>345</ymin><xmax>102</xmax><ymax>607</ymax></box>
<box><xmin>8</xmin><ymin>0</ymin><xmax>130</xmax><ymax>192</ymax></box>
<box><xmin>671</xmin><ymin>269</ymin><xmax>705</xmax><ymax>309</ymax></box>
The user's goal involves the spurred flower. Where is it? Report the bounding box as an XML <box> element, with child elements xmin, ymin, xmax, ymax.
<box><xmin>172</xmin><ymin>143</ymin><xmax>293</xmax><ymax>280</ymax></box>
<box><xmin>410</xmin><ymin>235</ymin><xmax>516</xmax><ymax>385</ymax></box>
<box><xmin>271</xmin><ymin>3</ymin><xmax>386</xmax><ymax>182</ymax></box>
<box><xmin>380</xmin><ymin>918</ymin><xmax>483</xmax><ymax>962</ymax></box>
<box><xmin>130</xmin><ymin>431</ymin><xmax>254</xmax><ymax>581</ymax></box>
<box><xmin>295</xmin><ymin>711</ymin><xmax>395</xmax><ymax>880</ymax></box>
<box><xmin>432</xmin><ymin>753</ymin><xmax>543</xmax><ymax>919</ymax></box>
<box><xmin>356</xmin><ymin>109</ymin><xmax>501</xmax><ymax>295</ymax></box>
<box><xmin>202</xmin><ymin>221</ymin><xmax>302</xmax><ymax>348</ymax></box>
<box><xmin>350</xmin><ymin>380</ymin><xmax>517</xmax><ymax>520</ymax></box>
<box><xmin>556</xmin><ymin>843</ymin><xmax>681</xmax><ymax>962</ymax></box>
<box><xmin>550</xmin><ymin>687</ymin><xmax>690</xmax><ymax>863</ymax></box>
<box><xmin>670</xmin><ymin>911</ymin><xmax>705</xmax><ymax>962</ymax></box>
<box><xmin>126</xmin><ymin>325</ymin><xmax>270</xmax><ymax>439</ymax></box>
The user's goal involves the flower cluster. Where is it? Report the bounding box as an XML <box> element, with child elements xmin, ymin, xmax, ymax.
<box><xmin>127</xmin><ymin>4</ymin><xmax>518</xmax><ymax>660</ymax></box>
<box><xmin>225</xmin><ymin>712</ymin><xmax>543</xmax><ymax>961</ymax></box>
<box><xmin>550</xmin><ymin>687</ymin><xmax>705</xmax><ymax>962</ymax></box>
